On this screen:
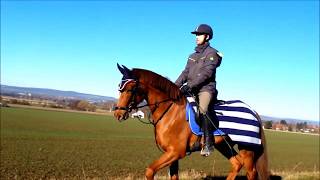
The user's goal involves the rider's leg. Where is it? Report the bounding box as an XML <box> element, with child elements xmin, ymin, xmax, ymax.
<box><xmin>198</xmin><ymin>91</ymin><xmax>214</xmax><ymax>156</ymax></box>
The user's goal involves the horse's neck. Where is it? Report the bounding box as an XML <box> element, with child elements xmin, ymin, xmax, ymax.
<box><xmin>146</xmin><ymin>89</ymin><xmax>170</xmax><ymax>107</ymax></box>
<box><xmin>145</xmin><ymin>87</ymin><xmax>191</xmax><ymax>146</ymax></box>
<box><xmin>145</xmin><ymin>87</ymin><xmax>186</xmax><ymax>124</ymax></box>
<box><xmin>145</xmin><ymin>88</ymin><xmax>170</xmax><ymax>117</ymax></box>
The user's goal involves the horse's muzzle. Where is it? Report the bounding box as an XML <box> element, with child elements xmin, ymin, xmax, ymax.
<box><xmin>114</xmin><ymin>110</ymin><xmax>129</xmax><ymax>122</ymax></box>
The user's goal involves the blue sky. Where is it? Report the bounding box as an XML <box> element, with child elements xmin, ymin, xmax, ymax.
<box><xmin>1</xmin><ymin>1</ymin><xmax>319</xmax><ymax>121</ymax></box>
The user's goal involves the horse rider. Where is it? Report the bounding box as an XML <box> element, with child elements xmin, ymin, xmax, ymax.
<box><xmin>175</xmin><ymin>24</ymin><xmax>223</xmax><ymax>156</ymax></box>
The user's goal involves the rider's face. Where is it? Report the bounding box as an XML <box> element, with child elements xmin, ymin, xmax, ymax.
<box><xmin>196</xmin><ymin>34</ymin><xmax>208</xmax><ymax>45</ymax></box>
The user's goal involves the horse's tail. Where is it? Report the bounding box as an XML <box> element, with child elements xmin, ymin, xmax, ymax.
<box><xmin>255</xmin><ymin>114</ymin><xmax>270</xmax><ymax>180</ymax></box>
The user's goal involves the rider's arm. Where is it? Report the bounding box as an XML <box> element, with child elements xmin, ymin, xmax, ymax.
<box><xmin>175</xmin><ymin>58</ymin><xmax>192</xmax><ymax>87</ymax></box>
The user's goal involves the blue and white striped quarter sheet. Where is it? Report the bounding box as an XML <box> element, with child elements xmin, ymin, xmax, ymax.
<box><xmin>186</xmin><ymin>99</ymin><xmax>262</xmax><ymax>147</ymax></box>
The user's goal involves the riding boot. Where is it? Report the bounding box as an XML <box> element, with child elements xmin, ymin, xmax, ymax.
<box><xmin>200</xmin><ymin>113</ymin><xmax>214</xmax><ymax>157</ymax></box>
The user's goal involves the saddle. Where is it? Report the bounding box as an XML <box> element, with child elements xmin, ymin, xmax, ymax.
<box><xmin>185</xmin><ymin>96</ymin><xmax>223</xmax><ymax>136</ymax></box>
<box><xmin>186</xmin><ymin>94</ymin><xmax>221</xmax><ymax>124</ymax></box>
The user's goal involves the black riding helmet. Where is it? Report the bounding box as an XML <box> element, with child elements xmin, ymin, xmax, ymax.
<box><xmin>191</xmin><ymin>24</ymin><xmax>213</xmax><ymax>40</ymax></box>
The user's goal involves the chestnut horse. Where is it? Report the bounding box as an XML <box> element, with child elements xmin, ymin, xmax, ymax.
<box><xmin>114</xmin><ymin>65</ymin><xmax>269</xmax><ymax>180</ymax></box>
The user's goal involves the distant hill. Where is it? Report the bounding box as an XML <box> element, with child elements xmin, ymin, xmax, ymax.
<box><xmin>260</xmin><ymin>115</ymin><xmax>319</xmax><ymax>126</ymax></box>
<box><xmin>0</xmin><ymin>84</ymin><xmax>116</xmax><ymax>103</ymax></box>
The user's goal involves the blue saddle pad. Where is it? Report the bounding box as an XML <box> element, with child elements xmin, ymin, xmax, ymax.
<box><xmin>186</xmin><ymin>98</ymin><xmax>262</xmax><ymax>147</ymax></box>
<box><xmin>186</xmin><ymin>102</ymin><xmax>225</xmax><ymax>136</ymax></box>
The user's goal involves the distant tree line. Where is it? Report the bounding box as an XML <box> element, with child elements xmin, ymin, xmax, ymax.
<box><xmin>6</xmin><ymin>98</ymin><xmax>31</xmax><ymax>106</ymax></box>
<box><xmin>1</xmin><ymin>95</ymin><xmax>117</xmax><ymax>113</ymax></box>
<box><xmin>264</xmin><ymin>121</ymin><xmax>273</xmax><ymax>129</ymax></box>
<box><xmin>68</xmin><ymin>100</ymin><xmax>96</xmax><ymax>112</ymax></box>
<box><xmin>296</xmin><ymin>122</ymin><xmax>308</xmax><ymax>130</ymax></box>
<box><xmin>263</xmin><ymin>119</ymin><xmax>315</xmax><ymax>133</ymax></box>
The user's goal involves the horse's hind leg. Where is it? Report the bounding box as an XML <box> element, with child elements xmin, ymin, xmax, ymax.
<box><xmin>215</xmin><ymin>136</ymin><xmax>257</xmax><ymax>179</ymax></box>
<box><xmin>227</xmin><ymin>154</ymin><xmax>243</xmax><ymax>180</ymax></box>
<box><xmin>214</xmin><ymin>136</ymin><xmax>242</xmax><ymax>180</ymax></box>
<box><xmin>238</xmin><ymin>149</ymin><xmax>257</xmax><ymax>180</ymax></box>
<box><xmin>169</xmin><ymin>160</ymin><xmax>179</xmax><ymax>180</ymax></box>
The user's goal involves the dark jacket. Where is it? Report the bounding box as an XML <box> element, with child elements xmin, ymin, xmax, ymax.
<box><xmin>175</xmin><ymin>42</ymin><xmax>222</xmax><ymax>95</ymax></box>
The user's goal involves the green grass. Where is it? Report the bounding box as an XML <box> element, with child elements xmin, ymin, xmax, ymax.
<box><xmin>266</xmin><ymin>130</ymin><xmax>319</xmax><ymax>172</ymax></box>
<box><xmin>1</xmin><ymin>107</ymin><xmax>319</xmax><ymax>179</ymax></box>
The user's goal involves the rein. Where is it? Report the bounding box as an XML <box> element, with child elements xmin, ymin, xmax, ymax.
<box><xmin>134</xmin><ymin>99</ymin><xmax>172</xmax><ymax>126</ymax></box>
<box><xmin>135</xmin><ymin>98</ymin><xmax>173</xmax><ymax>110</ymax></box>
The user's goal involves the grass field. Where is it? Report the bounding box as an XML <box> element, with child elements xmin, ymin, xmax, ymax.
<box><xmin>1</xmin><ymin>107</ymin><xmax>319</xmax><ymax>179</ymax></box>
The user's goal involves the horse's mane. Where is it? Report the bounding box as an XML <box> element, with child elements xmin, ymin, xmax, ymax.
<box><xmin>132</xmin><ymin>68</ymin><xmax>181</xmax><ymax>100</ymax></box>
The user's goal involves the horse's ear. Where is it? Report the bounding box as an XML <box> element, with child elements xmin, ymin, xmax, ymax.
<box><xmin>117</xmin><ymin>63</ymin><xmax>126</xmax><ymax>75</ymax></box>
<box><xmin>122</xmin><ymin>65</ymin><xmax>131</xmax><ymax>73</ymax></box>
<box><xmin>121</xmin><ymin>65</ymin><xmax>133</xmax><ymax>78</ymax></box>
<box><xmin>117</xmin><ymin>64</ymin><xmax>133</xmax><ymax>78</ymax></box>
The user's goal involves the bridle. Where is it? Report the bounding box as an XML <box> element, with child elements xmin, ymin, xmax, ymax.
<box><xmin>113</xmin><ymin>79</ymin><xmax>140</xmax><ymax>113</ymax></box>
<box><xmin>113</xmin><ymin>78</ymin><xmax>175</xmax><ymax>125</ymax></box>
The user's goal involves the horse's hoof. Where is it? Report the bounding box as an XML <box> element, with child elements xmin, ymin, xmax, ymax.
<box><xmin>145</xmin><ymin>168</ymin><xmax>154</xmax><ymax>180</ymax></box>
<box><xmin>200</xmin><ymin>146</ymin><xmax>213</xmax><ymax>156</ymax></box>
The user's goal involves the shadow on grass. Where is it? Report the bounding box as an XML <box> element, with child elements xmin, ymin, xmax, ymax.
<box><xmin>202</xmin><ymin>175</ymin><xmax>282</xmax><ymax>180</ymax></box>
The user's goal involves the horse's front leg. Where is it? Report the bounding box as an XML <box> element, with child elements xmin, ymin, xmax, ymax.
<box><xmin>169</xmin><ymin>160</ymin><xmax>179</xmax><ymax>180</ymax></box>
<box><xmin>145</xmin><ymin>150</ymin><xmax>182</xmax><ymax>180</ymax></box>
